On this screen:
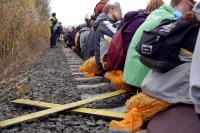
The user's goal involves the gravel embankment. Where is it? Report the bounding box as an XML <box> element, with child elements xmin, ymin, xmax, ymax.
<box><xmin>0</xmin><ymin>47</ymin><xmax>127</xmax><ymax>133</ymax></box>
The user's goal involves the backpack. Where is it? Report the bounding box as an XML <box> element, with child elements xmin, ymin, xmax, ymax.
<box><xmin>135</xmin><ymin>19</ymin><xmax>193</xmax><ymax>73</ymax></box>
<box><xmin>103</xmin><ymin>11</ymin><xmax>148</xmax><ymax>70</ymax></box>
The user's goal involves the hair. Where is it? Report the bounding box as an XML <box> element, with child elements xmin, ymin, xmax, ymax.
<box><xmin>170</xmin><ymin>0</ymin><xmax>196</xmax><ymax>7</ymax></box>
<box><xmin>52</xmin><ymin>13</ymin><xmax>56</xmax><ymax>17</ymax></box>
<box><xmin>181</xmin><ymin>0</ymin><xmax>197</xmax><ymax>25</ymax></box>
<box><xmin>103</xmin><ymin>4</ymin><xmax>116</xmax><ymax>14</ymax></box>
<box><xmin>170</xmin><ymin>0</ymin><xmax>181</xmax><ymax>6</ymax></box>
<box><xmin>146</xmin><ymin>0</ymin><xmax>164</xmax><ymax>13</ymax></box>
<box><xmin>185</xmin><ymin>0</ymin><xmax>196</xmax><ymax>6</ymax></box>
<box><xmin>101</xmin><ymin>0</ymin><xmax>109</xmax><ymax>3</ymax></box>
<box><xmin>182</xmin><ymin>11</ymin><xmax>198</xmax><ymax>25</ymax></box>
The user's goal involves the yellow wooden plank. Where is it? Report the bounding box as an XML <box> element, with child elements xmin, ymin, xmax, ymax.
<box><xmin>0</xmin><ymin>90</ymin><xmax>126</xmax><ymax>128</ymax></box>
<box><xmin>12</xmin><ymin>99</ymin><xmax>126</xmax><ymax>119</ymax></box>
<box><xmin>73</xmin><ymin>108</ymin><xmax>126</xmax><ymax>119</ymax></box>
<box><xmin>12</xmin><ymin>99</ymin><xmax>61</xmax><ymax>108</ymax></box>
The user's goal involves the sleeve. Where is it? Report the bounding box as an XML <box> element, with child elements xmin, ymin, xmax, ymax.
<box><xmin>190</xmin><ymin>28</ymin><xmax>200</xmax><ymax>114</ymax></box>
<box><xmin>97</xmin><ymin>21</ymin><xmax>116</xmax><ymax>38</ymax></box>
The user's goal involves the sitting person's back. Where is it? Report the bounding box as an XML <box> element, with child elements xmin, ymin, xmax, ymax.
<box><xmin>102</xmin><ymin>0</ymin><xmax>164</xmax><ymax>71</ymax></box>
<box><xmin>123</xmin><ymin>1</ymin><xmax>180</xmax><ymax>88</ymax></box>
<box><xmin>95</xmin><ymin>3</ymin><xmax>122</xmax><ymax>71</ymax></box>
<box><xmin>80</xmin><ymin>27</ymin><xmax>91</xmax><ymax>59</ymax></box>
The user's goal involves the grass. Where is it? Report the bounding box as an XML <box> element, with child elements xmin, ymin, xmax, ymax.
<box><xmin>0</xmin><ymin>0</ymin><xmax>50</xmax><ymax>82</ymax></box>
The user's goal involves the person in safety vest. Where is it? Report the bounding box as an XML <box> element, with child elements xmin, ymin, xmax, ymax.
<box><xmin>50</xmin><ymin>13</ymin><xmax>58</xmax><ymax>48</ymax></box>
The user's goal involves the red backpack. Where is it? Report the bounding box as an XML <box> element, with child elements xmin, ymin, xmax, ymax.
<box><xmin>103</xmin><ymin>11</ymin><xmax>148</xmax><ymax>70</ymax></box>
<box><xmin>103</xmin><ymin>28</ymin><xmax>124</xmax><ymax>70</ymax></box>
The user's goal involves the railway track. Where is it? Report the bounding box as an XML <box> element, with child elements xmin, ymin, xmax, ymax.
<box><xmin>0</xmin><ymin>47</ymin><xmax>131</xmax><ymax>133</ymax></box>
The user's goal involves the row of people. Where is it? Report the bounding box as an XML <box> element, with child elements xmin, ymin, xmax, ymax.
<box><xmin>68</xmin><ymin>0</ymin><xmax>200</xmax><ymax>132</ymax></box>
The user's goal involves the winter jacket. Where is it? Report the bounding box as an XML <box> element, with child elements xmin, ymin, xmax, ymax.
<box><xmin>103</xmin><ymin>10</ymin><xmax>148</xmax><ymax>70</ymax></box>
<box><xmin>80</xmin><ymin>27</ymin><xmax>91</xmax><ymax>56</ymax></box>
<box><xmin>83</xmin><ymin>28</ymin><xmax>95</xmax><ymax>59</ymax></box>
<box><xmin>190</xmin><ymin>1</ymin><xmax>200</xmax><ymax>114</ymax></box>
<box><xmin>83</xmin><ymin>13</ymin><xmax>108</xmax><ymax>60</ymax></box>
<box><xmin>142</xmin><ymin>63</ymin><xmax>192</xmax><ymax>104</ymax></box>
<box><xmin>95</xmin><ymin>13</ymin><xmax>117</xmax><ymax>70</ymax></box>
<box><xmin>123</xmin><ymin>4</ymin><xmax>176</xmax><ymax>87</ymax></box>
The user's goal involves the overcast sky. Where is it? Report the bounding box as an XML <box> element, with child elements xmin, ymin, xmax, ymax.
<box><xmin>50</xmin><ymin>0</ymin><xmax>171</xmax><ymax>27</ymax></box>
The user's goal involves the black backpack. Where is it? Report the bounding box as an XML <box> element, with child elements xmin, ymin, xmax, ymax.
<box><xmin>136</xmin><ymin>19</ymin><xmax>193</xmax><ymax>72</ymax></box>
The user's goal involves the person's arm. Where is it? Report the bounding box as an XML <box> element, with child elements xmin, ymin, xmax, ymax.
<box><xmin>97</xmin><ymin>21</ymin><xmax>116</xmax><ymax>38</ymax></box>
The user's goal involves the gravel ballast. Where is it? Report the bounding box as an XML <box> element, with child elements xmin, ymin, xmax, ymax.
<box><xmin>0</xmin><ymin>47</ymin><xmax>127</xmax><ymax>133</ymax></box>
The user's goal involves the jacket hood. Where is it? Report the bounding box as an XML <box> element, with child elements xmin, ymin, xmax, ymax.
<box><xmin>160</xmin><ymin>4</ymin><xmax>175</xmax><ymax>14</ymax></box>
<box><xmin>95</xmin><ymin>13</ymin><xmax>110</xmax><ymax>23</ymax></box>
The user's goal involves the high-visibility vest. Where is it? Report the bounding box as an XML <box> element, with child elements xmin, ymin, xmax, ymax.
<box><xmin>56</xmin><ymin>22</ymin><xmax>60</xmax><ymax>27</ymax></box>
<box><xmin>49</xmin><ymin>17</ymin><xmax>58</xmax><ymax>28</ymax></box>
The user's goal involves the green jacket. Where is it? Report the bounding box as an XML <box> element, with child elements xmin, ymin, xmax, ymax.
<box><xmin>123</xmin><ymin>4</ymin><xmax>176</xmax><ymax>87</ymax></box>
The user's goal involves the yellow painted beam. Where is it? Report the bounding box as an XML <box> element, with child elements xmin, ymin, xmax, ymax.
<box><xmin>0</xmin><ymin>90</ymin><xmax>126</xmax><ymax>128</ymax></box>
<box><xmin>12</xmin><ymin>99</ymin><xmax>126</xmax><ymax>120</ymax></box>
